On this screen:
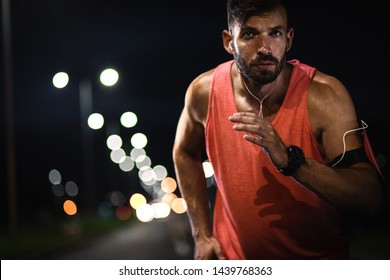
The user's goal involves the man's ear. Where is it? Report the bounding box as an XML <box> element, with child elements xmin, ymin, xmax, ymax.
<box><xmin>222</xmin><ymin>30</ymin><xmax>233</xmax><ymax>54</ymax></box>
<box><xmin>286</xmin><ymin>27</ymin><xmax>294</xmax><ymax>52</ymax></box>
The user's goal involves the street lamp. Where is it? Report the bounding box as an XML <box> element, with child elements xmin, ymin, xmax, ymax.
<box><xmin>52</xmin><ymin>68</ymin><xmax>119</xmax><ymax>215</ymax></box>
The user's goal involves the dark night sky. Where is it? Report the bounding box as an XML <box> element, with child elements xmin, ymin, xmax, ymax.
<box><xmin>1</xmin><ymin>0</ymin><xmax>389</xmax><ymax>230</ymax></box>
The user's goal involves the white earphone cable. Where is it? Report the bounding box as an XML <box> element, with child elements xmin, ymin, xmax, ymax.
<box><xmin>331</xmin><ymin>120</ymin><xmax>368</xmax><ymax>167</ymax></box>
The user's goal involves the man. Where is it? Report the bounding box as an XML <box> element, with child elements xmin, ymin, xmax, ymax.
<box><xmin>172</xmin><ymin>0</ymin><xmax>383</xmax><ymax>259</ymax></box>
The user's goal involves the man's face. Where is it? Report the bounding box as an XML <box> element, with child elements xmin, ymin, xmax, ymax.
<box><xmin>230</xmin><ymin>7</ymin><xmax>292</xmax><ymax>85</ymax></box>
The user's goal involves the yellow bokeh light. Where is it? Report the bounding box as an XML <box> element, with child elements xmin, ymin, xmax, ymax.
<box><xmin>63</xmin><ymin>200</ymin><xmax>77</xmax><ymax>216</ymax></box>
<box><xmin>171</xmin><ymin>198</ymin><xmax>187</xmax><ymax>214</ymax></box>
<box><xmin>129</xmin><ymin>193</ymin><xmax>147</xmax><ymax>209</ymax></box>
<box><xmin>161</xmin><ymin>177</ymin><xmax>177</xmax><ymax>193</ymax></box>
<box><xmin>161</xmin><ymin>193</ymin><xmax>177</xmax><ymax>207</ymax></box>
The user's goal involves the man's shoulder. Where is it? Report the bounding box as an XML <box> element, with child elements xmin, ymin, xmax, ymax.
<box><xmin>191</xmin><ymin>68</ymin><xmax>215</xmax><ymax>94</ymax></box>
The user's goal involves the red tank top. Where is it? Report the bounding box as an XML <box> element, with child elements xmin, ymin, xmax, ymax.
<box><xmin>205</xmin><ymin>60</ymin><xmax>348</xmax><ymax>259</ymax></box>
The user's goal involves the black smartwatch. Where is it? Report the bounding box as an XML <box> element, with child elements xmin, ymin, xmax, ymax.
<box><xmin>277</xmin><ymin>145</ymin><xmax>305</xmax><ymax>176</ymax></box>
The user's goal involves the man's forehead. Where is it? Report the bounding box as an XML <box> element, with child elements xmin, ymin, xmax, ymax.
<box><xmin>232</xmin><ymin>12</ymin><xmax>287</xmax><ymax>31</ymax></box>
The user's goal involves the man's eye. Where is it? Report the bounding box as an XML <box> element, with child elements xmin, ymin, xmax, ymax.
<box><xmin>242</xmin><ymin>32</ymin><xmax>255</xmax><ymax>38</ymax></box>
<box><xmin>270</xmin><ymin>30</ymin><xmax>282</xmax><ymax>37</ymax></box>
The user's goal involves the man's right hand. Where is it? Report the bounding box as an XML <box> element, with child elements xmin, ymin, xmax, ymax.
<box><xmin>194</xmin><ymin>236</ymin><xmax>226</xmax><ymax>260</ymax></box>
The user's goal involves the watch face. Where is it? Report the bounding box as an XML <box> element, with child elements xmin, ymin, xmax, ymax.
<box><xmin>279</xmin><ymin>145</ymin><xmax>305</xmax><ymax>176</ymax></box>
<box><xmin>288</xmin><ymin>145</ymin><xmax>305</xmax><ymax>164</ymax></box>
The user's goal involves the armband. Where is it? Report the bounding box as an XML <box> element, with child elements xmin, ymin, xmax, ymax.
<box><xmin>329</xmin><ymin>147</ymin><xmax>369</xmax><ymax>168</ymax></box>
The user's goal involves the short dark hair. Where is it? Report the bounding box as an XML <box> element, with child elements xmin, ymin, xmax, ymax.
<box><xmin>227</xmin><ymin>0</ymin><xmax>288</xmax><ymax>30</ymax></box>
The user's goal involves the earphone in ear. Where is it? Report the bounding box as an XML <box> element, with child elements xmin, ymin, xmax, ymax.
<box><xmin>229</xmin><ymin>43</ymin><xmax>233</xmax><ymax>51</ymax></box>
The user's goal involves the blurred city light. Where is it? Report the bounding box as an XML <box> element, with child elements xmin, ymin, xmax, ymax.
<box><xmin>161</xmin><ymin>177</ymin><xmax>177</xmax><ymax>193</ymax></box>
<box><xmin>52</xmin><ymin>72</ymin><xmax>69</xmax><ymax>89</ymax></box>
<box><xmin>138</xmin><ymin>166</ymin><xmax>155</xmax><ymax>185</ymax></box>
<box><xmin>100</xmin><ymin>68</ymin><xmax>119</xmax><ymax>86</ymax></box>
<box><xmin>98</xmin><ymin>201</ymin><xmax>114</xmax><ymax>218</ymax></box>
<box><xmin>129</xmin><ymin>193</ymin><xmax>147</xmax><ymax>209</ymax></box>
<box><xmin>87</xmin><ymin>113</ymin><xmax>104</xmax><ymax>130</ymax></box>
<box><xmin>135</xmin><ymin>154</ymin><xmax>152</xmax><ymax>169</ymax></box>
<box><xmin>116</xmin><ymin>205</ymin><xmax>131</xmax><ymax>221</ymax></box>
<box><xmin>48</xmin><ymin>169</ymin><xmax>62</xmax><ymax>185</ymax></box>
<box><xmin>119</xmin><ymin>156</ymin><xmax>135</xmax><ymax>172</ymax></box>
<box><xmin>110</xmin><ymin>148</ymin><xmax>126</xmax><ymax>164</ymax></box>
<box><xmin>108</xmin><ymin>191</ymin><xmax>126</xmax><ymax>207</ymax></box>
<box><xmin>65</xmin><ymin>181</ymin><xmax>79</xmax><ymax>197</ymax></box>
<box><xmin>152</xmin><ymin>202</ymin><xmax>171</xmax><ymax>219</ymax></box>
<box><xmin>161</xmin><ymin>193</ymin><xmax>177</xmax><ymax>207</ymax></box>
<box><xmin>171</xmin><ymin>198</ymin><xmax>187</xmax><ymax>214</ymax></box>
<box><xmin>120</xmin><ymin>111</ymin><xmax>138</xmax><ymax>128</ymax></box>
<box><xmin>136</xmin><ymin>203</ymin><xmax>154</xmax><ymax>223</ymax></box>
<box><xmin>63</xmin><ymin>200</ymin><xmax>77</xmax><ymax>216</ymax></box>
<box><xmin>130</xmin><ymin>148</ymin><xmax>146</xmax><ymax>162</ymax></box>
<box><xmin>152</xmin><ymin>165</ymin><xmax>168</xmax><ymax>181</ymax></box>
<box><xmin>106</xmin><ymin>134</ymin><xmax>123</xmax><ymax>150</ymax></box>
<box><xmin>130</xmin><ymin>132</ymin><xmax>148</xmax><ymax>149</ymax></box>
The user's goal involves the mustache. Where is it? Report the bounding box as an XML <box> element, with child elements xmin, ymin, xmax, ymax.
<box><xmin>249</xmin><ymin>55</ymin><xmax>279</xmax><ymax>66</ymax></box>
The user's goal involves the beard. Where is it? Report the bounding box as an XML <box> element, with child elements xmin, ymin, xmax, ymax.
<box><xmin>233</xmin><ymin>48</ymin><xmax>286</xmax><ymax>86</ymax></box>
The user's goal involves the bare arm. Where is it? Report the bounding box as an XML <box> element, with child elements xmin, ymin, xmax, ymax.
<box><xmin>294</xmin><ymin>73</ymin><xmax>383</xmax><ymax>215</ymax></box>
<box><xmin>172</xmin><ymin>71</ymin><xmax>225</xmax><ymax>259</ymax></box>
<box><xmin>229</xmin><ymin>72</ymin><xmax>382</xmax><ymax>215</ymax></box>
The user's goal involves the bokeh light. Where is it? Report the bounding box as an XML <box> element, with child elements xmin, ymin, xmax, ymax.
<box><xmin>129</xmin><ymin>193</ymin><xmax>147</xmax><ymax>209</ymax></box>
<box><xmin>135</xmin><ymin>155</ymin><xmax>152</xmax><ymax>169</ymax></box>
<box><xmin>131</xmin><ymin>133</ymin><xmax>148</xmax><ymax>149</ymax></box>
<box><xmin>52</xmin><ymin>72</ymin><xmax>69</xmax><ymax>89</ymax></box>
<box><xmin>63</xmin><ymin>200</ymin><xmax>77</xmax><ymax>216</ymax></box>
<box><xmin>108</xmin><ymin>191</ymin><xmax>126</xmax><ymax>207</ymax></box>
<box><xmin>161</xmin><ymin>193</ymin><xmax>177</xmax><ymax>207</ymax></box>
<box><xmin>120</xmin><ymin>111</ymin><xmax>138</xmax><ymax>128</ymax></box>
<box><xmin>161</xmin><ymin>177</ymin><xmax>177</xmax><ymax>193</ymax></box>
<box><xmin>98</xmin><ymin>202</ymin><xmax>114</xmax><ymax>218</ymax></box>
<box><xmin>153</xmin><ymin>165</ymin><xmax>168</xmax><ymax>181</ymax></box>
<box><xmin>136</xmin><ymin>204</ymin><xmax>154</xmax><ymax>223</ymax></box>
<box><xmin>116</xmin><ymin>206</ymin><xmax>131</xmax><ymax>221</ymax></box>
<box><xmin>110</xmin><ymin>149</ymin><xmax>126</xmax><ymax>164</ymax></box>
<box><xmin>152</xmin><ymin>202</ymin><xmax>171</xmax><ymax>219</ymax></box>
<box><xmin>138</xmin><ymin>166</ymin><xmax>156</xmax><ymax>185</ymax></box>
<box><xmin>100</xmin><ymin>68</ymin><xmax>119</xmax><ymax>86</ymax></box>
<box><xmin>87</xmin><ymin>113</ymin><xmax>104</xmax><ymax>130</ymax></box>
<box><xmin>48</xmin><ymin>169</ymin><xmax>62</xmax><ymax>185</ymax></box>
<box><xmin>130</xmin><ymin>148</ymin><xmax>146</xmax><ymax>161</ymax></box>
<box><xmin>106</xmin><ymin>134</ymin><xmax>123</xmax><ymax>150</ymax></box>
<box><xmin>119</xmin><ymin>156</ymin><xmax>135</xmax><ymax>172</ymax></box>
<box><xmin>65</xmin><ymin>181</ymin><xmax>78</xmax><ymax>197</ymax></box>
<box><xmin>171</xmin><ymin>198</ymin><xmax>187</xmax><ymax>214</ymax></box>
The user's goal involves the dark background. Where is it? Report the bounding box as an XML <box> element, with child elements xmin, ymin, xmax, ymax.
<box><xmin>1</xmin><ymin>0</ymin><xmax>389</xmax><ymax>258</ymax></box>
